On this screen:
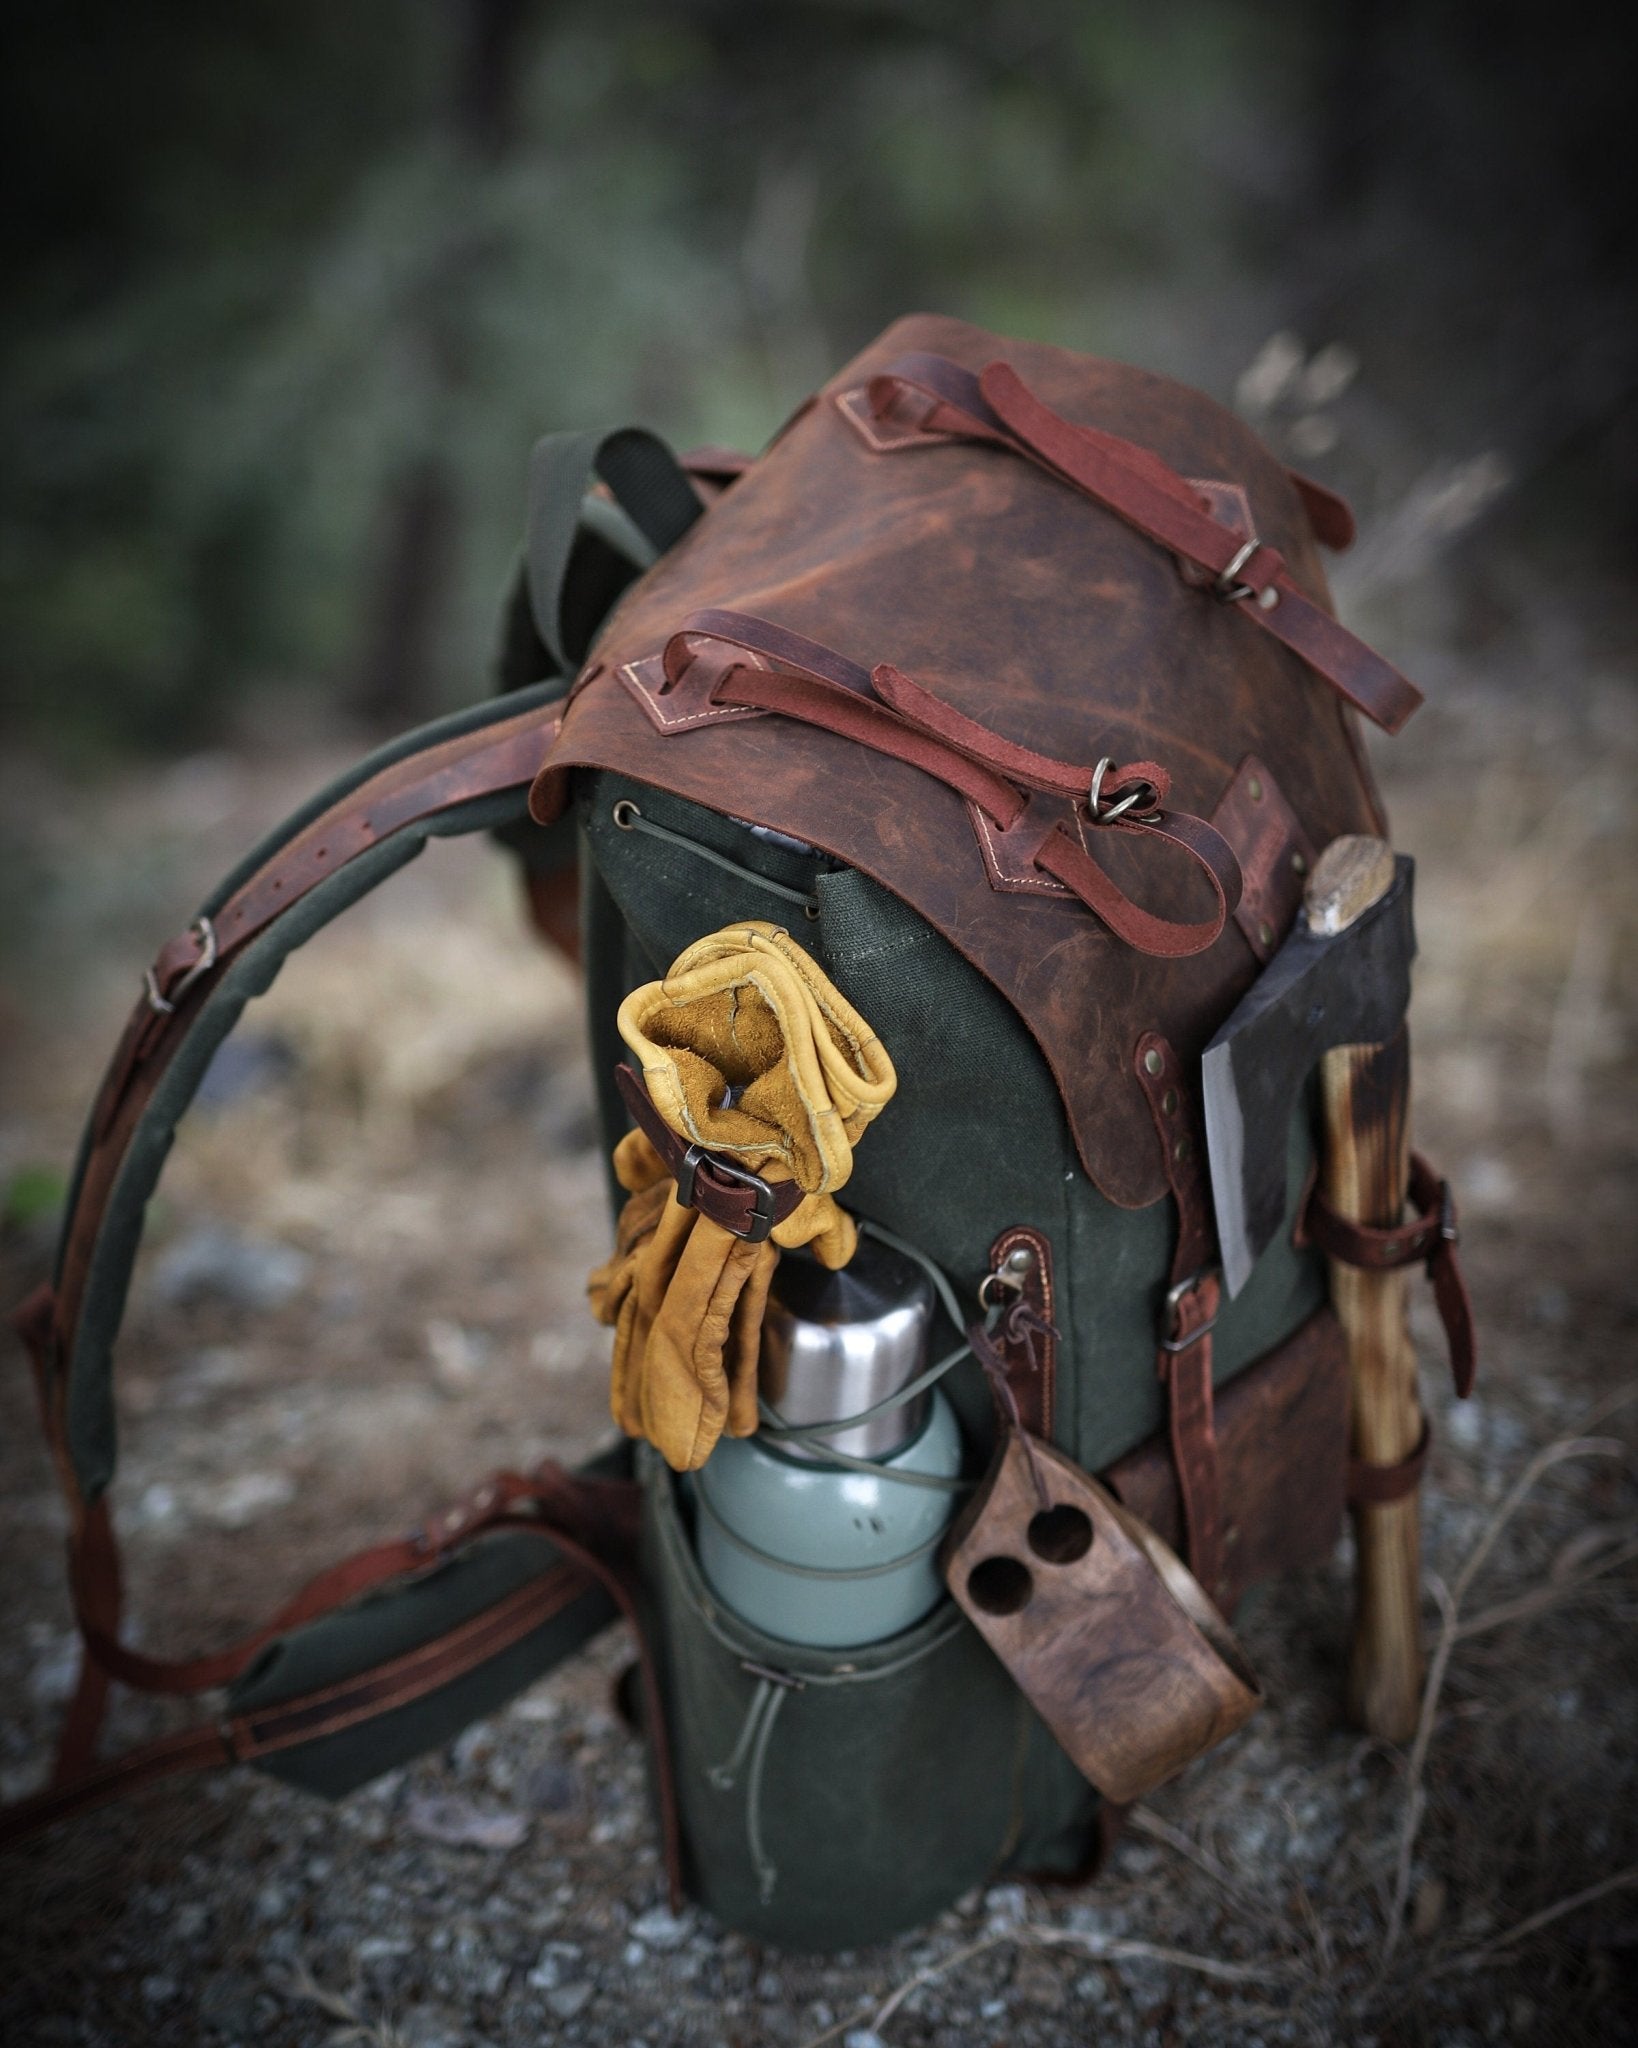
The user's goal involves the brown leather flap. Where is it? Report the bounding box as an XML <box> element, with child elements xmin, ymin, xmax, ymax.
<box><xmin>535</xmin><ymin>314</ymin><xmax>1385</xmax><ymax>1207</ymax></box>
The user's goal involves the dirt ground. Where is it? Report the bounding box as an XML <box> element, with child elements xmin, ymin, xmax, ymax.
<box><xmin>1</xmin><ymin>554</ymin><xmax>1636</xmax><ymax>2043</ymax></box>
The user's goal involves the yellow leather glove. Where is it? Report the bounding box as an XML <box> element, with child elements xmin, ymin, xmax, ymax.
<box><xmin>587</xmin><ymin>922</ymin><xmax>895</xmax><ymax>1472</ymax></box>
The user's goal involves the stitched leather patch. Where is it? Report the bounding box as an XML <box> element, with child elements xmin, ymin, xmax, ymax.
<box><xmin>619</xmin><ymin>651</ymin><xmax>767</xmax><ymax>735</ymax></box>
<box><xmin>1211</xmin><ymin>753</ymin><xmax>1317</xmax><ymax>962</ymax></box>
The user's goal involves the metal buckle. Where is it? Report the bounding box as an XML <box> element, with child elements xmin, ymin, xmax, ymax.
<box><xmin>1437</xmin><ymin>1180</ymin><xmax>1459</xmax><ymax>1247</ymax></box>
<box><xmin>1087</xmin><ymin>755</ymin><xmax>1162</xmax><ymax>825</ymax></box>
<box><xmin>674</xmin><ymin>1143</ymin><xmax>779</xmax><ymax>1244</ymax></box>
<box><xmin>143</xmin><ymin>915</ymin><xmax>218</xmax><ymax>1015</ymax></box>
<box><xmin>1160</xmin><ymin>1266</ymin><xmax>1220</xmax><ymax>1351</ymax></box>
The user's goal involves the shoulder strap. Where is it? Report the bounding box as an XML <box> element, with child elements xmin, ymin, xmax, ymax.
<box><xmin>524</xmin><ymin>427</ymin><xmax>705</xmax><ymax>674</ymax></box>
<box><xmin>3</xmin><ymin>689</ymin><xmax>677</xmax><ymax>1888</ymax></box>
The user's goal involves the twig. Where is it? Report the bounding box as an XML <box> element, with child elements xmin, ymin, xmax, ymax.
<box><xmin>797</xmin><ymin>1920</ymin><xmax>1293</xmax><ymax>2046</ymax></box>
<box><xmin>269</xmin><ymin>1959</ymin><xmax>407</xmax><ymax>2048</ymax></box>
<box><xmin>1427</xmin><ymin>1866</ymin><xmax>1638</xmax><ymax>1977</ymax></box>
<box><xmin>1456</xmin><ymin>1531</ymin><xmax>1638</xmax><ymax>1639</ymax></box>
<box><xmin>1377</xmin><ymin>1436</ymin><xmax>1625</xmax><ymax>1977</ymax></box>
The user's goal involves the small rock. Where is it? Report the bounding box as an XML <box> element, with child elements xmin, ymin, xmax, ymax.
<box><xmin>252</xmin><ymin>1882</ymin><xmax>289</xmax><ymax>1923</ymax></box>
<box><xmin>844</xmin><ymin>2032</ymin><xmax>888</xmax><ymax>2048</ymax></box>
<box><xmin>405</xmin><ymin>1793</ymin><xmax>529</xmax><ymax>1851</ymax></box>
<box><xmin>28</xmin><ymin>1632</ymin><xmax>80</xmax><ymax>1705</ymax></box>
<box><xmin>525</xmin><ymin>1761</ymin><xmax>580</xmax><ymax>1813</ymax></box>
<box><xmin>357</xmin><ymin>1936</ymin><xmax>414</xmax><ymax>1964</ymax></box>
<box><xmin>1013</xmin><ymin>1952</ymin><xmax>1066</xmax><ymax>2010</ymax></box>
<box><xmin>527</xmin><ymin>1940</ymin><xmax>582</xmax><ymax>1990</ymax></box>
<box><xmin>426</xmin><ymin>1318</ymin><xmax>488</xmax><ymax>1391</ymax></box>
<box><xmin>983</xmin><ymin>1882</ymin><xmax>1028</xmax><ymax>1925</ymax></box>
<box><xmin>141</xmin><ymin>1975</ymin><xmax>178</xmax><ymax>2003</ymax></box>
<box><xmin>204</xmin><ymin>1470</ymin><xmax>296</xmax><ymax>1528</ymax></box>
<box><xmin>545</xmin><ymin>1980</ymin><xmax>595</xmax><ymax>2020</ymax></box>
<box><xmin>152</xmin><ymin>1225</ymin><xmax>310</xmax><ymax>1312</ymax></box>
<box><xmin>631</xmin><ymin>1905</ymin><xmax>692</xmax><ymax>1950</ymax></box>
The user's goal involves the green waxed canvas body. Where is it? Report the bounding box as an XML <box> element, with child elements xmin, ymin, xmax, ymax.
<box><xmin>568</xmin><ymin>768</ymin><xmax>1332</xmax><ymax>1928</ymax></box>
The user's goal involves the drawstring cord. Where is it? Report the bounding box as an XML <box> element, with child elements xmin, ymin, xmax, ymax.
<box><xmin>708</xmin><ymin>1663</ymin><xmax>805</xmax><ymax>1904</ymax></box>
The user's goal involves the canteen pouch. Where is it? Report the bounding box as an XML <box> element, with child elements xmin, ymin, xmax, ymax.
<box><xmin>639</xmin><ymin>1446</ymin><xmax>1099</xmax><ymax>1951</ymax></box>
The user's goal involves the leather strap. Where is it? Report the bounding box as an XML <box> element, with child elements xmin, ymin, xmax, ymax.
<box><xmin>654</xmin><ymin>608</ymin><xmax>1242</xmax><ymax>960</ymax></box>
<box><xmin>1</xmin><ymin>1473</ymin><xmax>682</xmax><ymax>1905</ymax></box>
<box><xmin>4</xmin><ymin>696</ymin><xmax>683</xmax><ymax>1879</ymax></box>
<box><xmin>1348</xmin><ymin>1415</ymin><xmax>1432</xmax><ymax>1507</ymax></box>
<box><xmin>1306</xmin><ymin>1152</ymin><xmax>1476</xmax><ymax>1399</ymax></box>
<box><xmin>613</xmin><ymin>1064</ymin><xmax>803</xmax><ymax>1242</ymax></box>
<box><xmin>860</xmin><ymin>353</ymin><xmax>1423</xmax><ymax>737</ymax></box>
<box><xmin>1133</xmin><ymin>1033</ymin><xmax>1224</xmax><ymax>1598</ymax></box>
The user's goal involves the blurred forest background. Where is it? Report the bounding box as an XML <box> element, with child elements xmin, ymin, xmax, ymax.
<box><xmin>3</xmin><ymin>7</ymin><xmax>1638</xmax><ymax>2046</ymax></box>
<box><xmin>1</xmin><ymin>0</ymin><xmax>1633</xmax><ymax>759</ymax></box>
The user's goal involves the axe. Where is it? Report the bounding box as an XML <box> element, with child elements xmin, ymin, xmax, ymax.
<box><xmin>1203</xmin><ymin>835</ymin><xmax>1425</xmax><ymax>1740</ymax></box>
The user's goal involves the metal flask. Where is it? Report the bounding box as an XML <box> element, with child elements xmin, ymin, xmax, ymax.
<box><xmin>692</xmin><ymin>1236</ymin><xmax>963</xmax><ymax>1648</ymax></box>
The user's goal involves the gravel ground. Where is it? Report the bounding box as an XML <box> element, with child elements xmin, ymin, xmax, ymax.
<box><xmin>1</xmin><ymin>558</ymin><xmax>1635</xmax><ymax>2043</ymax></box>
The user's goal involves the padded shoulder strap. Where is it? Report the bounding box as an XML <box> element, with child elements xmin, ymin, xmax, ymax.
<box><xmin>2</xmin><ymin>685</ymin><xmax>690</xmax><ymax>1871</ymax></box>
<box><xmin>41</xmin><ymin>684</ymin><xmax>559</xmax><ymax>1506</ymax></box>
<box><xmin>525</xmin><ymin>427</ymin><xmax>704</xmax><ymax>673</ymax></box>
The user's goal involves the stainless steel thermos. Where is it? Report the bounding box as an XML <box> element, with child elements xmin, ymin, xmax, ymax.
<box><xmin>691</xmin><ymin>1236</ymin><xmax>962</xmax><ymax>1647</ymax></box>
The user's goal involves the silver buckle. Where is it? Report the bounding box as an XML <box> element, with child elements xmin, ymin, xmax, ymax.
<box><xmin>1160</xmin><ymin>1266</ymin><xmax>1220</xmax><ymax>1351</ymax></box>
<box><xmin>143</xmin><ymin>916</ymin><xmax>218</xmax><ymax>1015</ymax></box>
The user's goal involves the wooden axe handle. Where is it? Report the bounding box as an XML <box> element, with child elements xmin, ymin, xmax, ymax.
<box><xmin>1309</xmin><ymin>838</ymin><xmax>1424</xmax><ymax>1742</ymax></box>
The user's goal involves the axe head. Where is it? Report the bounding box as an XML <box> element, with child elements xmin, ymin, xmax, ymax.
<box><xmin>1203</xmin><ymin>855</ymin><xmax>1416</xmax><ymax>1297</ymax></box>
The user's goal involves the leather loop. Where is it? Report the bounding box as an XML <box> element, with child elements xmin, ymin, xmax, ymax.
<box><xmin>864</xmin><ymin>352</ymin><xmax>1423</xmax><ymax>736</ymax></box>
<box><xmin>1306</xmin><ymin>1152</ymin><xmax>1476</xmax><ymax>1399</ymax></box>
<box><xmin>1348</xmin><ymin>1415</ymin><xmax>1432</xmax><ymax>1507</ymax></box>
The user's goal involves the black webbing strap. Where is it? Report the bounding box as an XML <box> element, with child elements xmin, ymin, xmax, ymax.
<box><xmin>524</xmin><ymin>427</ymin><xmax>705</xmax><ymax>674</ymax></box>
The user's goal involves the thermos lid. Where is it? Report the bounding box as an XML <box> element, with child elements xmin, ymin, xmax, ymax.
<box><xmin>759</xmin><ymin>1236</ymin><xmax>934</xmax><ymax>1461</ymax></box>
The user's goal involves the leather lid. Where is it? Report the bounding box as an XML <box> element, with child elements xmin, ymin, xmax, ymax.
<box><xmin>533</xmin><ymin>314</ymin><xmax>1388</xmax><ymax>1209</ymax></box>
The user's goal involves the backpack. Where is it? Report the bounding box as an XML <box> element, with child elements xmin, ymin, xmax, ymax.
<box><xmin>3</xmin><ymin>314</ymin><xmax>1475</xmax><ymax>1954</ymax></box>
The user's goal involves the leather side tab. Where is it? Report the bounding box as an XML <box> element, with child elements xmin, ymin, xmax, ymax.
<box><xmin>984</xmin><ymin>1227</ymin><xmax>1057</xmax><ymax>1439</ymax></box>
<box><xmin>1211</xmin><ymin>754</ymin><xmax>1318</xmax><ymax>963</ymax></box>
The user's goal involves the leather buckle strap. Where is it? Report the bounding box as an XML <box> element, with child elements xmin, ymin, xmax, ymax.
<box><xmin>1305</xmin><ymin>1151</ymin><xmax>1477</xmax><ymax>1399</ymax></box>
<box><xmin>656</xmin><ymin>609</ymin><xmax>1244</xmax><ymax>961</ymax></box>
<box><xmin>856</xmin><ymin>352</ymin><xmax>1424</xmax><ymax>737</ymax></box>
<box><xmin>613</xmin><ymin>1063</ymin><xmax>800</xmax><ymax>1243</ymax></box>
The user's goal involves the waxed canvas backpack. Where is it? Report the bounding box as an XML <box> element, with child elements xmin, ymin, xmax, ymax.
<box><xmin>3</xmin><ymin>315</ymin><xmax>1474</xmax><ymax>1952</ymax></box>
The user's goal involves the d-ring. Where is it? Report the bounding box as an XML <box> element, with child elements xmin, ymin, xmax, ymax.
<box><xmin>1214</xmin><ymin>538</ymin><xmax>1261</xmax><ymax>602</ymax></box>
<box><xmin>1088</xmin><ymin>757</ymin><xmax>1161</xmax><ymax>825</ymax></box>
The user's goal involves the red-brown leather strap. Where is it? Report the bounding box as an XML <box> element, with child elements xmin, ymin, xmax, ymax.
<box><xmin>1305</xmin><ymin>1152</ymin><xmax>1476</xmax><ymax>1399</ymax></box>
<box><xmin>862</xmin><ymin>353</ymin><xmax>1423</xmax><ymax>737</ymax></box>
<box><xmin>660</xmin><ymin>610</ymin><xmax>1243</xmax><ymax>960</ymax></box>
<box><xmin>1133</xmin><ymin>1033</ymin><xmax>1224</xmax><ymax>1598</ymax></box>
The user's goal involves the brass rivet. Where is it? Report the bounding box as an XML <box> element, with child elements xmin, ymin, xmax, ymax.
<box><xmin>1257</xmin><ymin>585</ymin><xmax>1280</xmax><ymax>611</ymax></box>
<box><xmin>1173</xmin><ymin>1135</ymin><xmax>1192</xmax><ymax>1162</ymax></box>
<box><xmin>1247</xmin><ymin>775</ymin><xmax>1264</xmax><ymax>802</ymax></box>
<box><xmin>1143</xmin><ymin>1048</ymin><xmax>1164</xmax><ymax>1076</ymax></box>
<box><xmin>1258</xmin><ymin>919</ymin><xmax>1275</xmax><ymax>947</ymax></box>
<box><xmin>1290</xmin><ymin>850</ymin><xmax>1307</xmax><ymax>875</ymax></box>
<box><xmin>1162</xmin><ymin>1087</ymin><xmax>1178</xmax><ymax>1115</ymax></box>
<box><xmin>1383</xmin><ymin>1240</ymin><xmax>1400</xmax><ymax>1259</ymax></box>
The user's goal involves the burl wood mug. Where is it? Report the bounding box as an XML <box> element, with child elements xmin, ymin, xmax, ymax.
<box><xmin>943</xmin><ymin>1433</ymin><xmax>1261</xmax><ymax>1803</ymax></box>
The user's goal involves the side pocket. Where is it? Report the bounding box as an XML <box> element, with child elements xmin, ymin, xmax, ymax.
<box><xmin>642</xmin><ymin>1450</ymin><xmax>1032</xmax><ymax>1952</ymax></box>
